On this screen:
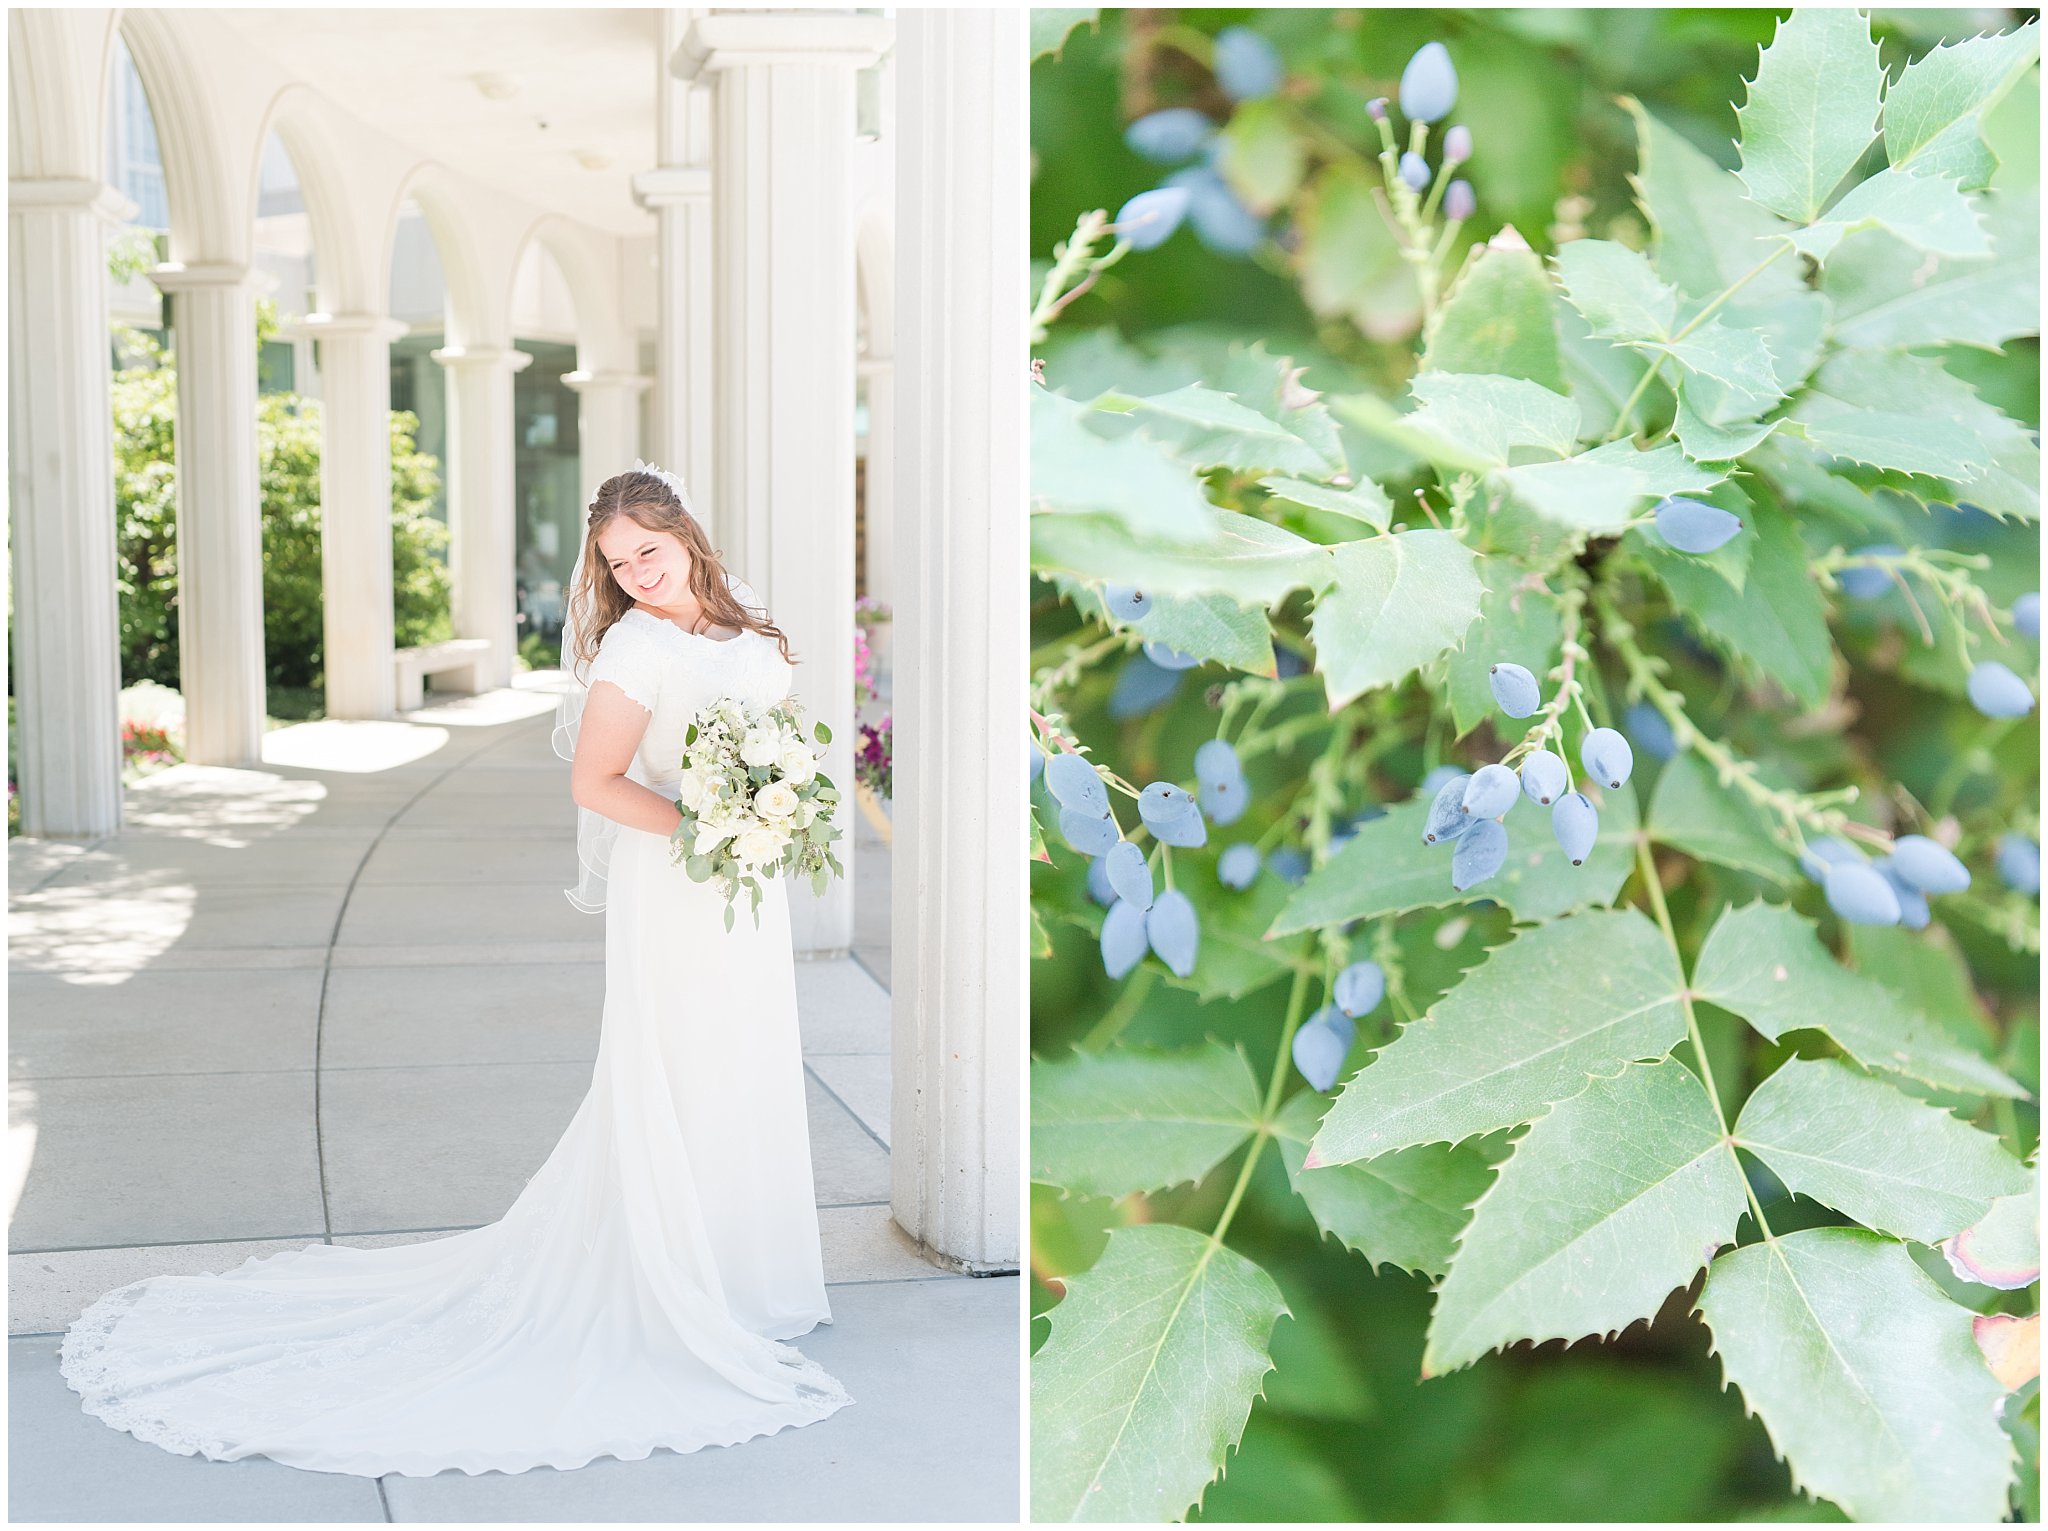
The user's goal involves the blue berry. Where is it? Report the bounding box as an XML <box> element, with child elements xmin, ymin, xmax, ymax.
<box><xmin>1108</xmin><ymin>651</ymin><xmax>1184</xmax><ymax>720</ymax></box>
<box><xmin>2016</xmin><ymin>592</ymin><xmax>2040</xmax><ymax>639</ymax></box>
<box><xmin>1292</xmin><ymin>1006</ymin><xmax>1356</xmax><ymax>1092</ymax></box>
<box><xmin>1452</xmin><ymin>818</ymin><xmax>1509</xmax><ymax>891</ymax></box>
<box><xmin>1799</xmin><ymin>836</ymin><xmax>1865</xmax><ymax>884</ymax></box>
<box><xmin>1520</xmin><ymin>749</ymin><xmax>1569</xmax><ymax>806</ymax></box>
<box><xmin>1581</xmin><ymin>727</ymin><xmax>1634</xmax><ymax>790</ymax></box>
<box><xmin>1653</xmin><ymin>496</ymin><xmax>1742</xmax><ymax>554</ymax></box>
<box><xmin>1197</xmin><ymin>772</ymin><xmax>1247</xmax><ymax>826</ymax></box>
<box><xmin>1086</xmin><ymin>854</ymin><xmax>1117</xmax><ymax>907</ymax></box>
<box><xmin>1839</xmin><ymin>546</ymin><xmax>1900</xmax><ymax>601</ymax></box>
<box><xmin>1334</xmin><ymin>960</ymin><xmax>1386</xmax><ymax>1018</ymax></box>
<box><xmin>1194</xmin><ymin>739</ymin><xmax>1240</xmax><ymax>780</ymax></box>
<box><xmin>1146</xmin><ymin>889</ymin><xmax>1200</xmax><ymax>977</ymax></box>
<box><xmin>1622</xmin><ymin>702</ymin><xmax>1678</xmax><ymax>762</ymax></box>
<box><xmin>1104</xmin><ymin>584</ymin><xmax>1151</xmax><ymax>623</ymax></box>
<box><xmin>1047</xmin><ymin>753</ymin><xmax>1109</xmax><ymax>815</ymax></box>
<box><xmin>1488</xmin><ymin>662</ymin><xmax>1541</xmax><ymax>718</ymax></box>
<box><xmin>1060</xmin><ymin>807</ymin><xmax>1119</xmax><ymax>858</ymax></box>
<box><xmin>1399</xmin><ymin>151</ymin><xmax>1431</xmax><ymax>191</ymax></box>
<box><xmin>1995</xmin><ymin>834</ymin><xmax>2039</xmax><ymax>896</ymax></box>
<box><xmin>1105</xmin><ymin>840</ymin><xmax>1156</xmax><ymax>910</ymax></box>
<box><xmin>1444</xmin><ymin>179</ymin><xmax>1475</xmax><ymax>221</ymax></box>
<box><xmin>1462</xmin><ymin>763</ymin><xmax>1520</xmax><ymax>820</ymax></box>
<box><xmin>1268</xmin><ymin>846</ymin><xmax>1310</xmax><ymax>885</ymax></box>
<box><xmin>1218</xmin><ymin>843</ymin><xmax>1262</xmax><ymax>889</ymax></box>
<box><xmin>1824</xmin><ymin>860</ymin><xmax>1903</xmax><ymax>926</ymax></box>
<box><xmin>1139</xmin><ymin>782</ymin><xmax>1208</xmax><ymax>848</ymax></box>
<box><xmin>1442</xmin><ymin>124</ymin><xmax>1472</xmax><ymax>165</ymax></box>
<box><xmin>1214</xmin><ymin>26</ymin><xmax>1283</xmax><ymax>102</ymax></box>
<box><xmin>1968</xmin><ymin>660</ymin><xmax>2035</xmax><ymax>718</ymax></box>
<box><xmin>1551</xmin><ymin>791</ymin><xmax>1598</xmax><ymax>865</ymax></box>
<box><xmin>1420</xmin><ymin>764</ymin><xmax>1465</xmax><ymax>798</ymax></box>
<box><xmin>1113</xmin><ymin>187</ymin><xmax>1192</xmax><ymax>252</ymax></box>
<box><xmin>1876</xmin><ymin>860</ymin><xmax>1932</xmax><ymax>930</ymax></box>
<box><xmin>1166</xmin><ymin>166</ymin><xmax>1266</xmax><ymax>256</ymax></box>
<box><xmin>1424</xmin><ymin>772</ymin><xmax>1476</xmax><ymax>844</ymax></box>
<box><xmin>1275</xmin><ymin>648</ymin><xmax>1309</xmax><ymax>679</ymax></box>
<box><xmin>1125</xmin><ymin>108</ymin><xmax>1215</xmax><ymax>164</ymax></box>
<box><xmin>1143</xmin><ymin>640</ymin><xmax>1200</xmax><ymax>671</ymax></box>
<box><xmin>1101</xmin><ymin>898</ymin><xmax>1148</xmax><ymax>978</ymax></box>
<box><xmin>1398</xmin><ymin>41</ymin><xmax>1458</xmax><ymax>123</ymax></box>
<box><xmin>1889</xmin><ymin>834</ymin><xmax>1970</xmax><ymax>895</ymax></box>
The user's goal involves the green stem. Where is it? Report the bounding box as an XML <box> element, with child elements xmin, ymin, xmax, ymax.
<box><xmin>1634</xmin><ymin>837</ymin><xmax>1775</xmax><ymax>1242</ymax></box>
<box><xmin>1602</xmin><ymin>243</ymin><xmax>1791</xmax><ymax>443</ymax></box>
<box><xmin>1210</xmin><ymin>952</ymin><xmax>1317</xmax><ymax>1246</ymax></box>
<box><xmin>1081</xmin><ymin>966</ymin><xmax>1157</xmax><ymax>1051</ymax></box>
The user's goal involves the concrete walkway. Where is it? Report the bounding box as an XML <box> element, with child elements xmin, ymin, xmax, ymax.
<box><xmin>7</xmin><ymin>680</ymin><xmax>1017</xmax><ymax>1523</ymax></box>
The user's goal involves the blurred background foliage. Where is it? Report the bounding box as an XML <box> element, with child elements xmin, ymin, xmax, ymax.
<box><xmin>1031</xmin><ymin>8</ymin><xmax>2040</xmax><ymax>1522</ymax></box>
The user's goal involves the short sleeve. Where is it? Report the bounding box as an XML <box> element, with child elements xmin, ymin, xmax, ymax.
<box><xmin>588</xmin><ymin>618</ymin><xmax>661</xmax><ymax>712</ymax></box>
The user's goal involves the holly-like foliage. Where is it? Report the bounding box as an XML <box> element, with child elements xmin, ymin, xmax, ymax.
<box><xmin>1029</xmin><ymin>10</ymin><xmax>2040</xmax><ymax>1523</ymax></box>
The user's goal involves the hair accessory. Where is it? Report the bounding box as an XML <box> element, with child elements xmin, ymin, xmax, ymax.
<box><xmin>630</xmin><ymin>458</ymin><xmax>695</xmax><ymax>519</ymax></box>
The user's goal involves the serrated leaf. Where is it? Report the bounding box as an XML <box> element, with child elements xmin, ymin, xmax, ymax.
<box><xmin>1691</xmin><ymin>901</ymin><xmax>2026</xmax><ymax>1099</ymax></box>
<box><xmin>1426</xmin><ymin>1059</ymin><xmax>1748</xmax><ymax>1375</ymax></box>
<box><xmin>1646</xmin><ymin>753</ymin><xmax>1798</xmax><ymax>885</ymax></box>
<box><xmin>1030</xmin><ymin>1042</ymin><xmax>1262</xmax><ymax>1197</ymax></box>
<box><xmin>1650</xmin><ymin>317</ymin><xmax>1784</xmax><ymax>420</ymax></box>
<box><xmin>1094</xmin><ymin>382</ymin><xmax>1343</xmax><ymax>478</ymax></box>
<box><xmin>1172</xmin><ymin>873</ymin><xmax>1298</xmax><ymax>1002</ymax></box>
<box><xmin>1672</xmin><ymin>394</ymin><xmax>1778</xmax><ymax>462</ymax></box>
<box><xmin>1974</xmin><ymin>1312</ymin><xmax>2040</xmax><ymax>1391</ymax></box>
<box><xmin>1031</xmin><ymin>1224</ymin><xmax>1288</xmax><ymax>1523</ymax></box>
<box><xmin>1309</xmin><ymin>910</ymin><xmax>1687</xmax><ymax>1165</ymax></box>
<box><xmin>1502</xmin><ymin>440</ymin><xmax>1724</xmax><ymax>534</ymax></box>
<box><xmin>1447</xmin><ymin>568</ymin><xmax>1562</xmax><ymax>739</ymax></box>
<box><xmin>1136</xmin><ymin>590</ymin><xmax>1276</xmax><ymax>676</ymax></box>
<box><xmin>1033</xmin><ymin>388</ymin><xmax>1216</xmax><ymax>542</ymax></box>
<box><xmin>1884</xmin><ymin>23</ymin><xmax>2043</xmax><ymax>189</ymax></box>
<box><xmin>1735</xmin><ymin>9</ymin><xmax>1884</xmax><ymax>224</ymax></box>
<box><xmin>1845</xmin><ymin>922</ymin><xmax>2000</xmax><ymax>1052</ymax></box>
<box><xmin>1641</xmin><ymin>500</ymin><xmax>1832</xmax><ymax>708</ymax></box>
<box><xmin>1824</xmin><ymin>188</ymin><xmax>2041</xmax><ymax>351</ymax></box>
<box><xmin>1697</xmin><ymin>1228</ymin><xmax>2016</xmax><ymax>1522</ymax></box>
<box><xmin>1792</xmin><ymin>350</ymin><xmax>2024</xmax><ymax>483</ymax></box>
<box><xmin>1553</xmin><ymin>238</ymin><xmax>1677</xmax><ymax>340</ymax></box>
<box><xmin>1030</xmin><ymin>8</ymin><xmax>1096</xmax><ymax>61</ymax></box>
<box><xmin>1267</xmin><ymin>783</ymin><xmax>1639</xmax><ymax>936</ymax></box>
<box><xmin>1424</xmin><ymin>234</ymin><xmax>1566</xmax><ymax>392</ymax></box>
<box><xmin>1217</xmin><ymin>97</ymin><xmax>1308</xmax><ymax>215</ymax></box>
<box><xmin>1734</xmin><ymin>1058</ymin><xmax>2030</xmax><ymax>1243</ymax></box>
<box><xmin>1790</xmin><ymin>168</ymin><xmax>1990</xmax><ymax>264</ymax></box>
<box><xmin>1294</xmin><ymin>161</ymin><xmax>1420</xmax><ymax>342</ymax></box>
<box><xmin>1031</xmin><ymin>509</ymin><xmax>1333</xmax><ymax>605</ymax></box>
<box><xmin>1627</xmin><ymin>98</ymin><xmax>1807</xmax><ymax>302</ymax></box>
<box><xmin>1260</xmin><ymin>475</ymin><xmax>1392</xmax><ymax>532</ymax></box>
<box><xmin>1558</xmin><ymin>306</ymin><xmax>1653</xmax><ymax>442</ymax></box>
<box><xmin>1309</xmin><ymin>530</ymin><xmax>1483</xmax><ymax>710</ymax></box>
<box><xmin>1334</xmin><ymin>372</ymin><xmax>1581</xmax><ymax>475</ymax></box>
<box><xmin>1273</xmin><ymin>1091</ymin><xmax>1493</xmax><ymax>1279</ymax></box>
<box><xmin>1942</xmin><ymin>1166</ymin><xmax>2041</xmax><ymax>1290</ymax></box>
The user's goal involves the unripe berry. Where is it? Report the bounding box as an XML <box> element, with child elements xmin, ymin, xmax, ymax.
<box><xmin>1551</xmin><ymin>792</ymin><xmax>1598</xmax><ymax>865</ymax></box>
<box><xmin>1146</xmin><ymin>890</ymin><xmax>1201</xmax><ymax>977</ymax></box>
<box><xmin>1889</xmin><ymin>834</ymin><xmax>1970</xmax><ymax>895</ymax></box>
<box><xmin>2015</xmin><ymin>591</ymin><xmax>2040</xmax><ymax>639</ymax></box>
<box><xmin>1292</xmin><ymin>1007</ymin><xmax>1356</xmax><ymax>1092</ymax></box>
<box><xmin>1399</xmin><ymin>151</ymin><xmax>1431</xmax><ymax>191</ymax></box>
<box><xmin>1824</xmin><ymin>860</ymin><xmax>1903</xmax><ymax>926</ymax></box>
<box><xmin>1101</xmin><ymin>898</ymin><xmax>1148</xmax><ymax>978</ymax></box>
<box><xmin>1334</xmin><ymin>960</ymin><xmax>1386</xmax><ymax>1018</ymax></box>
<box><xmin>1519</xmin><ymin>749</ymin><xmax>1568</xmax><ymax>806</ymax></box>
<box><xmin>1451</xmin><ymin>817</ymin><xmax>1509</xmax><ymax>890</ymax></box>
<box><xmin>1444</xmin><ymin>179</ymin><xmax>1476</xmax><ymax>221</ymax></box>
<box><xmin>1443</xmin><ymin>124</ymin><xmax>1472</xmax><ymax>165</ymax></box>
<box><xmin>1839</xmin><ymin>546</ymin><xmax>1900</xmax><ymax>601</ymax></box>
<box><xmin>1462</xmin><ymin>763</ymin><xmax>1521</xmax><ymax>820</ymax></box>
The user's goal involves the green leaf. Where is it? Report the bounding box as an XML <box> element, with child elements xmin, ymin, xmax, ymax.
<box><xmin>1884</xmin><ymin>22</ymin><xmax>2043</xmax><ymax>189</ymax></box>
<box><xmin>1423</xmin><ymin>234</ymin><xmax>1566</xmax><ymax>393</ymax></box>
<box><xmin>1640</xmin><ymin>500</ymin><xmax>1832</xmax><ymax>709</ymax></box>
<box><xmin>1260</xmin><ymin>475</ymin><xmax>1391</xmax><ymax>533</ymax></box>
<box><xmin>1646</xmin><ymin>753</ymin><xmax>1798</xmax><ymax>886</ymax></box>
<box><xmin>1135</xmin><ymin>590</ymin><xmax>1276</xmax><ymax>676</ymax></box>
<box><xmin>1672</xmin><ymin>395</ymin><xmax>1778</xmax><ymax>462</ymax></box>
<box><xmin>1502</xmin><ymin>440</ymin><xmax>1724</xmax><ymax>534</ymax></box>
<box><xmin>1309</xmin><ymin>910</ymin><xmax>1687</xmax><ymax>1165</ymax></box>
<box><xmin>1650</xmin><ymin>317</ymin><xmax>1785</xmax><ymax>421</ymax></box>
<box><xmin>1333</xmin><ymin>372</ymin><xmax>1580</xmax><ymax>474</ymax></box>
<box><xmin>1308</xmin><ymin>530</ymin><xmax>1483</xmax><ymax>710</ymax></box>
<box><xmin>1030</xmin><ymin>1224</ymin><xmax>1288</xmax><ymax>1523</ymax></box>
<box><xmin>1626</xmin><ymin>98</ymin><xmax>1805</xmax><ymax>303</ymax></box>
<box><xmin>1031</xmin><ymin>510</ymin><xmax>1332</xmax><ymax>606</ymax></box>
<box><xmin>1735</xmin><ymin>8</ymin><xmax>1884</xmax><ymax>223</ymax></box>
<box><xmin>1268</xmin><ymin>784</ymin><xmax>1640</xmax><ymax>936</ymax></box>
<box><xmin>1030</xmin><ymin>1042</ymin><xmax>1262</xmax><ymax>1197</ymax></box>
<box><xmin>1732</xmin><ymin>1058</ymin><xmax>2030</xmax><ymax>1243</ymax></box>
<box><xmin>1447</xmin><ymin>567</ymin><xmax>1562</xmax><ymax>739</ymax></box>
<box><xmin>1217</xmin><ymin>97</ymin><xmax>1308</xmax><ymax>215</ymax></box>
<box><xmin>1791</xmin><ymin>350</ymin><xmax>2023</xmax><ymax>483</ymax></box>
<box><xmin>1941</xmin><ymin>1166</ymin><xmax>2041</xmax><ymax>1290</ymax></box>
<box><xmin>1273</xmin><ymin>1092</ymin><xmax>1492</xmax><ymax>1279</ymax></box>
<box><xmin>1697</xmin><ymin>1228</ymin><xmax>2016</xmax><ymax>1522</ymax></box>
<box><xmin>1094</xmin><ymin>382</ymin><xmax>1342</xmax><ymax>479</ymax></box>
<box><xmin>1294</xmin><ymin>162</ymin><xmax>1421</xmax><ymax>343</ymax></box>
<box><xmin>1029</xmin><ymin>8</ymin><xmax>1097</xmax><ymax>61</ymax></box>
<box><xmin>1823</xmin><ymin>188</ymin><xmax>2041</xmax><ymax>351</ymax></box>
<box><xmin>1425</xmin><ymin>1059</ymin><xmax>1748</xmax><ymax>1375</ymax></box>
<box><xmin>1691</xmin><ymin>901</ymin><xmax>2026</xmax><ymax>1099</ymax></box>
<box><xmin>1789</xmin><ymin>168</ymin><xmax>1990</xmax><ymax>264</ymax></box>
<box><xmin>1032</xmin><ymin>389</ymin><xmax>1216</xmax><ymax>542</ymax></box>
<box><xmin>1553</xmin><ymin>239</ymin><xmax>1677</xmax><ymax>340</ymax></box>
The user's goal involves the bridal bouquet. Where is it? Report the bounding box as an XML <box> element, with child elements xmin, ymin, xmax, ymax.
<box><xmin>668</xmin><ymin>696</ymin><xmax>844</xmax><ymax>930</ymax></box>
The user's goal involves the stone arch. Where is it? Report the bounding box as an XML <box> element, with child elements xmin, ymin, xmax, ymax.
<box><xmin>381</xmin><ymin>165</ymin><xmax>491</xmax><ymax>348</ymax></box>
<box><xmin>245</xmin><ymin>84</ymin><xmax>366</xmax><ymax>316</ymax></box>
<box><xmin>8</xmin><ymin>9</ymin><xmax>114</xmax><ymax>180</ymax></box>
<box><xmin>115</xmin><ymin>9</ymin><xmax>242</xmax><ymax>265</ymax></box>
<box><xmin>506</xmin><ymin>214</ymin><xmax>630</xmax><ymax>374</ymax></box>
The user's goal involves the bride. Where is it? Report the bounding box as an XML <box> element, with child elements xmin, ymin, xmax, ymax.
<box><xmin>58</xmin><ymin>463</ymin><xmax>851</xmax><ymax>1476</ymax></box>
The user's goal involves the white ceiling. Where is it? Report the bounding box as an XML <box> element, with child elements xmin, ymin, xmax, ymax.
<box><xmin>206</xmin><ymin>8</ymin><xmax>664</xmax><ymax>237</ymax></box>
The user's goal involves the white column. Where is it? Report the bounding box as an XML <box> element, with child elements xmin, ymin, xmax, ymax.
<box><xmin>292</xmin><ymin>314</ymin><xmax>407</xmax><ymax>719</ymax></box>
<box><xmin>152</xmin><ymin>261</ymin><xmax>266</xmax><ymax>767</ymax></box>
<box><xmin>889</xmin><ymin>9</ymin><xmax>1025</xmax><ymax>1273</ymax></box>
<box><xmin>8</xmin><ymin>178</ymin><xmax>133</xmax><ymax>836</ymax></box>
<box><xmin>859</xmin><ymin>351</ymin><xmax>895</xmax><ymax>687</ymax></box>
<box><xmin>563</xmin><ymin>370</ymin><xmax>653</xmax><ymax>509</ymax></box>
<box><xmin>677</xmin><ymin>11</ymin><xmax>887</xmax><ymax>957</ymax></box>
<box><xmin>431</xmin><ymin>344</ymin><xmax>532</xmax><ymax>691</ymax></box>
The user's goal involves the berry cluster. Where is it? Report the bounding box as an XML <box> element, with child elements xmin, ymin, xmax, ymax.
<box><xmin>1292</xmin><ymin>960</ymin><xmax>1386</xmax><ymax>1092</ymax></box>
<box><xmin>1798</xmin><ymin>833</ymin><xmax>1974</xmax><ymax>928</ymax></box>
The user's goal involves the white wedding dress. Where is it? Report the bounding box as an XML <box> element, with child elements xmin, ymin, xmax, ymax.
<box><xmin>59</xmin><ymin>598</ymin><xmax>850</xmax><ymax>1476</ymax></box>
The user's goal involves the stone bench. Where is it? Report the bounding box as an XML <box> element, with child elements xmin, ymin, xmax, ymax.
<box><xmin>394</xmin><ymin>638</ymin><xmax>493</xmax><ymax>711</ymax></box>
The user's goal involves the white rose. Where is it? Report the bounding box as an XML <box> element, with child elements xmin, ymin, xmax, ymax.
<box><xmin>693</xmin><ymin>819</ymin><xmax>734</xmax><ymax>858</ymax></box>
<box><xmin>734</xmin><ymin>826</ymin><xmax>783</xmax><ymax>867</ymax></box>
<box><xmin>756</xmin><ymin>781</ymin><xmax>800</xmax><ymax>820</ymax></box>
<box><xmin>779</xmin><ymin>744</ymin><xmax>818</xmax><ymax>784</ymax></box>
<box><xmin>675</xmin><ymin>767</ymin><xmax>710</xmax><ymax>812</ymax></box>
<box><xmin>741</xmin><ymin>728</ymin><xmax>780</xmax><ymax>768</ymax></box>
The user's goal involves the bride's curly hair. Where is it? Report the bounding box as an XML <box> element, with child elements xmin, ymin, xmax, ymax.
<box><xmin>570</xmin><ymin>469</ymin><xmax>795</xmax><ymax>668</ymax></box>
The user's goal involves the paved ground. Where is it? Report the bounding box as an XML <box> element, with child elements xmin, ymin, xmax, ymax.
<box><xmin>7</xmin><ymin>679</ymin><xmax>1017</xmax><ymax>1523</ymax></box>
